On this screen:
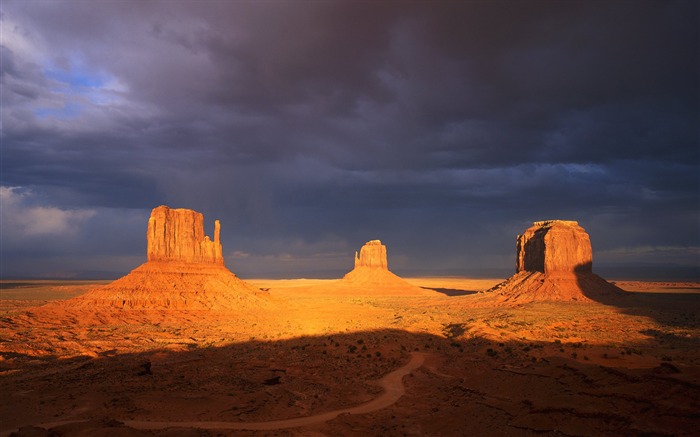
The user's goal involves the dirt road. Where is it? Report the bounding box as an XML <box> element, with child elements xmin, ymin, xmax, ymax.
<box><xmin>7</xmin><ymin>353</ymin><xmax>426</xmax><ymax>435</ymax></box>
<box><xmin>125</xmin><ymin>352</ymin><xmax>426</xmax><ymax>431</ymax></box>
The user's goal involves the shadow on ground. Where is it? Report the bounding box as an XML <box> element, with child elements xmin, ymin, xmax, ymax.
<box><xmin>575</xmin><ymin>271</ymin><xmax>700</xmax><ymax>327</ymax></box>
<box><xmin>2</xmin><ymin>327</ymin><xmax>699</xmax><ymax>437</ymax></box>
<box><xmin>423</xmin><ymin>286</ymin><xmax>478</xmax><ymax>297</ymax></box>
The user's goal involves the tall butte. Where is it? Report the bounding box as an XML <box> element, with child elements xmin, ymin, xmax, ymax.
<box><xmin>487</xmin><ymin>220</ymin><xmax>622</xmax><ymax>304</ymax></box>
<box><xmin>71</xmin><ymin>205</ymin><xmax>267</xmax><ymax>310</ymax></box>
<box><xmin>147</xmin><ymin>205</ymin><xmax>224</xmax><ymax>265</ymax></box>
<box><xmin>353</xmin><ymin>240</ymin><xmax>388</xmax><ymax>269</ymax></box>
<box><xmin>336</xmin><ymin>240</ymin><xmax>434</xmax><ymax>295</ymax></box>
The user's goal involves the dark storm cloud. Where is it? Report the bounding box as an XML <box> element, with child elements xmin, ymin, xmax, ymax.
<box><xmin>1</xmin><ymin>0</ymin><xmax>698</xmax><ymax>279</ymax></box>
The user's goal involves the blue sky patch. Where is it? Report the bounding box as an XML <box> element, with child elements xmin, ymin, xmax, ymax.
<box><xmin>34</xmin><ymin>102</ymin><xmax>84</xmax><ymax>120</ymax></box>
<box><xmin>44</xmin><ymin>58</ymin><xmax>110</xmax><ymax>89</ymax></box>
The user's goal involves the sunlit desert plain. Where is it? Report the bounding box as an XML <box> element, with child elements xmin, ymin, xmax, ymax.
<box><xmin>1</xmin><ymin>209</ymin><xmax>698</xmax><ymax>437</ymax></box>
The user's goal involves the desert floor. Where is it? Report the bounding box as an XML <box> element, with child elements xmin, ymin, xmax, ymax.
<box><xmin>1</xmin><ymin>277</ymin><xmax>699</xmax><ymax>436</ymax></box>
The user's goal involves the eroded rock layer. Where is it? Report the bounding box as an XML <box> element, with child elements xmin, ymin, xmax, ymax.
<box><xmin>71</xmin><ymin>262</ymin><xmax>267</xmax><ymax>310</ymax></box>
<box><xmin>486</xmin><ymin>271</ymin><xmax>622</xmax><ymax>305</ymax></box>
<box><xmin>487</xmin><ymin>220</ymin><xmax>622</xmax><ymax>303</ymax></box>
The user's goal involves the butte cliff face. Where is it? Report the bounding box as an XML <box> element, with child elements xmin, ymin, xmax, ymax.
<box><xmin>147</xmin><ymin>205</ymin><xmax>224</xmax><ymax>265</ymax></box>
<box><xmin>354</xmin><ymin>240</ymin><xmax>388</xmax><ymax>269</ymax></box>
<box><xmin>516</xmin><ymin>220</ymin><xmax>592</xmax><ymax>275</ymax></box>
<box><xmin>488</xmin><ymin>220</ymin><xmax>621</xmax><ymax>304</ymax></box>
<box><xmin>71</xmin><ymin>205</ymin><xmax>267</xmax><ymax>310</ymax></box>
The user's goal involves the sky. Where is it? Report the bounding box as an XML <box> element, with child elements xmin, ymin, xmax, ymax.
<box><xmin>1</xmin><ymin>0</ymin><xmax>698</xmax><ymax>280</ymax></box>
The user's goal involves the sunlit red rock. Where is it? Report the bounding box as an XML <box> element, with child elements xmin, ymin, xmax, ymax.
<box><xmin>488</xmin><ymin>220</ymin><xmax>621</xmax><ymax>303</ymax></box>
<box><xmin>69</xmin><ymin>205</ymin><xmax>267</xmax><ymax>310</ymax></box>
<box><xmin>338</xmin><ymin>240</ymin><xmax>433</xmax><ymax>295</ymax></box>
<box><xmin>147</xmin><ymin>205</ymin><xmax>223</xmax><ymax>265</ymax></box>
<box><xmin>516</xmin><ymin>220</ymin><xmax>592</xmax><ymax>274</ymax></box>
<box><xmin>354</xmin><ymin>240</ymin><xmax>388</xmax><ymax>269</ymax></box>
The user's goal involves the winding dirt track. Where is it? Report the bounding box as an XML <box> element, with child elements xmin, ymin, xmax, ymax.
<box><xmin>126</xmin><ymin>352</ymin><xmax>425</xmax><ymax>431</ymax></box>
<box><xmin>13</xmin><ymin>353</ymin><xmax>426</xmax><ymax>434</ymax></box>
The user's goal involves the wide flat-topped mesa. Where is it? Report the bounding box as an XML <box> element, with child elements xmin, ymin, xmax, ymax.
<box><xmin>147</xmin><ymin>205</ymin><xmax>223</xmax><ymax>265</ymax></box>
<box><xmin>487</xmin><ymin>220</ymin><xmax>621</xmax><ymax>304</ymax></box>
<box><xmin>516</xmin><ymin>220</ymin><xmax>592</xmax><ymax>274</ymax></box>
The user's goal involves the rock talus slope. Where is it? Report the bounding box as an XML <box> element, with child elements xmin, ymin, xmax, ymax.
<box><xmin>69</xmin><ymin>205</ymin><xmax>266</xmax><ymax>310</ymax></box>
<box><xmin>488</xmin><ymin>220</ymin><xmax>622</xmax><ymax>303</ymax></box>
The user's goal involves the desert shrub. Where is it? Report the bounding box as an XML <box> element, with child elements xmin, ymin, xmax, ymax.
<box><xmin>442</xmin><ymin>323</ymin><xmax>466</xmax><ymax>339</ymax></box>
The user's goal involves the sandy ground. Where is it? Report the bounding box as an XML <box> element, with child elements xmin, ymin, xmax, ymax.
<box><xmin>1</xmin><ymin>278</ymin><xmax>699</xmax><ymax>436</ymax></box>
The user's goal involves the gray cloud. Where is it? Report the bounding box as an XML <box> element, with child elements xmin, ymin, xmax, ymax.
<box><xmin>1</xmin><ymin>0</ymin><xmax>698</xmax><ymax>279</ymax></box>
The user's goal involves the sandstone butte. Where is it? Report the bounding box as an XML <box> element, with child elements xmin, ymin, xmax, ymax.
<box><xmin>68</xmin><ymin>205</ymin><xmax>268</xmax><ymax>310</ymax></box>
<box><xmin>486</xmin><ymin>220</ymin><xmax>622</xmax><ymax>304</ymax></box>
<box><xmin>336</xmin><ymin>240</ymin><xmax>434</xmax><ymax>295</ymax></box>
<box><xmin>147</xmin><ymin>205</ymin><xmax>224</xmax><ymax>265</ymax></box>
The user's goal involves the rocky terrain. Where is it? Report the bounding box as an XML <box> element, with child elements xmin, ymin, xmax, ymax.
<box><xmin>0</xmin><ymin>213</ymin><xmax>698</xmax><ymax>436</ymax></box>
